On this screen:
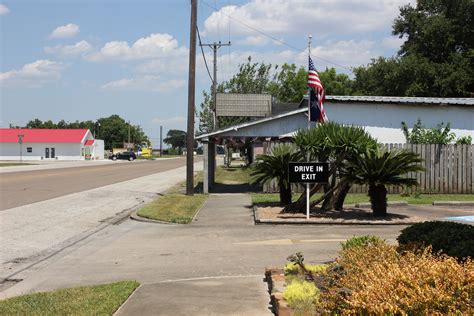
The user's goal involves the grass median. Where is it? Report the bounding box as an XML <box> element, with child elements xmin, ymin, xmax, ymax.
<box><xmin>0</xmin><ymin>281</ymin><xmax>139</xmax><ymax>315</ymax></box>
<box><xmin>137</xmin><ymin>193</ymin><xmax>208</xmax><ymax>224</ymax></box>
<box><xmin>252</xmin><ymin>193</ymin><xmax>474</xmax><ymax>205</ymax></box>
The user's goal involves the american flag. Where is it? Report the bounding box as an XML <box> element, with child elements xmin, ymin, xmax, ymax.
<box><xmin>308</xmin><ymin>57</ymin><xmax>328</xmax><ymax>123</ymax></box>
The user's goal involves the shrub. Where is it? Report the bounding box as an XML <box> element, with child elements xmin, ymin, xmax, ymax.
<box><xmin>340</xmin><ymin>235</ymin><xmax>384</xmax><ymax>251</ymax></box>
<box><xmin>283</xmin><ymin>279</ymin><xmax>320</xmax><ymax>314</ymax></box>
<box><xmin>284</xmin><ymin>262</ymin><xmax>327</xmax><ymax>276</ymax></box>
<box><xmin>397</xmin><ymin>221</ymin><xmax>474</xmax><ymax>260</ymax></box>
<box><xmin>321</xmin><ymin>242</ymin><xmax>474</xmax><ymax>314</ymax></box>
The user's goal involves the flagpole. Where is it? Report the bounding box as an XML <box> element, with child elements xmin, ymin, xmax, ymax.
<box><xmin>306</xmin><ymin>35</ymin><xmax>312</xmax><ymax>220</ymax></box>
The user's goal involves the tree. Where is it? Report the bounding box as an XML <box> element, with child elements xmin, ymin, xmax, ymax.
<box><xmin>164</xmin><ymin>129</ymin><xmax>187</xmax><ymax>154</ymax></box>
<box><xmin>250</xmin><ymin>144</ymin><xmax>302</xmax><ymax>205</ymax></box>
<box><xmin>401</xmin><ymin>119</ymin><xmax>456</xmax><ymax>144</ymax></box>
<box><xmin>353</xmin><ymin>0</ymin><xmax>473</xmax><ymax>97</ymax></box>
<box><xmin>24</xmin><ymin>115</ymin><xmax>149</xmax><ymax>150</ymax></box>
<box><xmin>319</xmin><ymin>68</ymin><xmax>353</xmax><ymax>95</ymax></box>
<box><xmin>267</xmin><ymin>63</ymin><xmax>308</xmax><ymax>103</ymax></box>
<box><xmin>287</xmin><ymin>122</ymin><xmax>377</xmax><ymax>213</ymax></box>
<box><xmin>341</xmin><ymin>148</ymin><xmax>424</xmax><ymax>217</ymax></box>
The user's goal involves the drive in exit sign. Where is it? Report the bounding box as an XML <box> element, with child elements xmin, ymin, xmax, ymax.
<box><xmin>288</xmin><ymin>162</ymin><xmax>329</xmax><ymax>183</ymax></box>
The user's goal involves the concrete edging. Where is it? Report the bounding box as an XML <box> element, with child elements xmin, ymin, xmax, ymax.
<box><xmin>432</xmin><ymin>201</ymin><xmax>474</xmax><ymax>206</ymax></box>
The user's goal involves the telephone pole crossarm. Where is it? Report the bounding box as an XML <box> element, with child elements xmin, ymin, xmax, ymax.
<box><xmin>199</xmin><ymin>41</ymin><xmax>231</xmax><ymax>130</ymax></box>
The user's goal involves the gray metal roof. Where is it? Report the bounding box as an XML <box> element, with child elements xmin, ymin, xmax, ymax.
<box><xmin>196</xmin><ymin>107</ymin><xmax>307</xmax><ymax>140</ymax></box>
<box><xmin>325</xmin><ymin>95</ymin><xmax>474</xmax><ymax>105</ymax></box>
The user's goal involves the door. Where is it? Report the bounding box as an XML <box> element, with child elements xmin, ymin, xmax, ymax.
<box><xmin>45</xmin><ymin>148</ymin><xmax>50</xmax><ymax>158</ymax></box>
<box><xmin>51</xmin><ymin>148</ymin><xmax>55</xmax><ymax>159</ymax></box>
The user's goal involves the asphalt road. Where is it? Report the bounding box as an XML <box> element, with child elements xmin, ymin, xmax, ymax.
<box><xmin>0</xmin><ymin>158</ymin><xmax>200</xmax><ymax>211</ymax></box>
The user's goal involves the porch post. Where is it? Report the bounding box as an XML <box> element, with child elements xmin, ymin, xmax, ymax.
<box><xmin>203</xmin><ymin>137</ymin><xmax>209</xmax><ymax>194</ymax></box>
<box><xmin>209</xmin><ymin>142</ymin><xmax>216</xmax><ymax>185</ymax></box>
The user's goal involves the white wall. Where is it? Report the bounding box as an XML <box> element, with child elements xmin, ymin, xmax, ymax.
<box><xmin>92</xmin><ymin>139</ymin><xmax>104</xmax><ymax>160</ymax></box>
<box><xmin>326</xmin><ymin>102</ymin><xmax>474</xmax><ymax>143</ymax></box>
<box><xmin>0</xmin><ymin>142</ymin><xmax>83</xmax><ymax>160</ymax></box>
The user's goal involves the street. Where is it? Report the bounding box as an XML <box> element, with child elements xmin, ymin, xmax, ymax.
<box><xmin>0</xmin><ymin>158</ymin><xmax>197</xmax><ymax>210</ymax></box>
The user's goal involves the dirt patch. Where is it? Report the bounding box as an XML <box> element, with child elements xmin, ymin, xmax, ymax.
<box><xmin>255</xmin><ymin>204</ymin><xmax>428</xmax><ymax>225</ymax></box>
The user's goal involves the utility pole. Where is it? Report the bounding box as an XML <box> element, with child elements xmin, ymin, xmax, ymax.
<box><xmin>160</xmin><ymin>125</ymin><xmax>163</xmax><ymax>157</ymax></box>
<box><xmin>199</xmin><ymin>41</ymin><xmax>231</xmax><ymax>129</ymax></box>
<box><xmin>186</xmin><ymin>0</ymin><xmax>197</xmax><ymax>196</ymax></box>
<box><xmin>128</xmin><ymin>121</ymin><xmax>131</xmax><ymax>151</ymax></box>
<box><xmin>18</xmin><ymin>134</ymin><xmax>24</xmax><ymax>164</ymax></box>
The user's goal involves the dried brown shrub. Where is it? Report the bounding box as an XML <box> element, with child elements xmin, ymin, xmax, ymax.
<box><xmin>321</xmin><ymin>243</ymin><xmax>474</xmax><ymax>315</ymax></box>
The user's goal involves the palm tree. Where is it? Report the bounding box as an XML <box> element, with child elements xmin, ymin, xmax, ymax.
<box><xmin>341</xmin><ymin>148</ymin><xmax>424</xmax><ymax>217</ymax></box>
<box><xmin>250</xmin><ymin>144</ymin><xmax>302</xmax><ymax>205</ymax></box>
<box><xmin>289</xmin><ymin>122</ymin><xmax>377</xmax><ymax>212</ymax></box>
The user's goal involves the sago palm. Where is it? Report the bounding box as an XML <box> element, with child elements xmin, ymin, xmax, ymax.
<box><xmin>341</xmin><ymin>148</ymin><xmax>424</xmax><ymax>217</ymax></box>
<box><xmin>250</xmin><ymin>144</ymin><xmax>302</xmax><ymax>205</ymax></box>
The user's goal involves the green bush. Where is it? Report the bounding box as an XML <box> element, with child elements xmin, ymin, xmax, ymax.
<box><xmin>283</xmin><ymin>279</ymin><xmax>319</xmax><ymax>314</ymax></box>
<box><xmin>397</xmin><ymin>221</ymin><xmax>474</xmax><ymax>260</ymax></box>
<box><xmin>340</xmin><ymin>235</ymin><xmax>384</xmax><ymax>251</ymax></box>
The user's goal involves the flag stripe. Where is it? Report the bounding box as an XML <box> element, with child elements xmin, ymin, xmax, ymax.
<box><xmin>308</xmin><ymin>56</ymin><xmax>328</xmax><ymax>123</ymax></box>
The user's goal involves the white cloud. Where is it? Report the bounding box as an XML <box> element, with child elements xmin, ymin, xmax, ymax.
<box><xmin>44</xmin><ymin>40</ymin><xmax>92</xmax><ymax>58</ymax></box>
<box><xmin>0</xmin><ymin>60</ymin><xmax>65</xmax><ymax>87</ymax></box>
<box><xmin>151</xmin><ymin>116</ymin><xmax>186</xmax><ymax>125</ymax></box>
<box><xmin>86</xmin><ymin>33</ymin><xmax>187</xmax><ymax>61</ymax></box>
<box><xmin>49</xmin><ymin>23</ymin><xmax>80</xmax><ymax>39</ymax></box>
<box><xmin>101</xmin><ymin>75</ymin><xmax>185</xmax><ymax>92</ymax></box>
<box><xmin>381</xmin><ymin>36</ymin><xmax>404</xmax><ymax>50</ymax></box>
<box><xmin>0</xmin><ymin>4</ymin><xmax>10</xmax><ymax>15</ymax></box>
<box><xmin>204</xmin><ymin>0</ymin><xmax>411</xmax><ymax>38</ymax></box>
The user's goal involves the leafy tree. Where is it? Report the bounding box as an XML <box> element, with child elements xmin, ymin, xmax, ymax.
<box><xmin>341</xmin><ymin>148</ymin><xmax>424</xmax><ymax>217</ymax></box>
<box><xmin>401</xmin><ymin>119</ymin><xmax>456</xmax><ymax>144</ymax></box>
<box><xmin>250</xmin><ymin>144</ymin><xmax>303</xmax><ymax>205</ymax></box>
<box><xmin>267</xmin><ymin>63</ymin><xmax>307</xmax><ymax>103</ymax></box>
<box><xmin>353</xmin><ymin>0</ymin><xmax>473</xmax><ymax>97</ymax></box>
<box><xmin>198</xmin><ymin>58</ymin><xmax>353</xmax><ymax>134</ymax></box>
<box><xmin>164</xmin><ymin>129</ymin><xmax>187</xmax><ymax>154</ymax></box>
<box><xmin>24</xmin><ymin>115</ymin><xmax>149</xmax><ymax>150</ymax></box>
<box><xmin>318</xmin><ymin>68</ymin><xmax>353</xmax><ymax>95</ymax></box>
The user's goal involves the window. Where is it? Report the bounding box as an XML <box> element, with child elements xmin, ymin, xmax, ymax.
<box><xmin>27</xmin><ymin>147</ymin><xmax>32</xmax><ymax>153</ymax></box>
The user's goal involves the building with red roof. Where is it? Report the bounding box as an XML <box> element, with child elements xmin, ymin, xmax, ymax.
<box><xmin>0</xmin><ymin>129</ymin><xmax>104</xmax><ymax>160</ymax></box>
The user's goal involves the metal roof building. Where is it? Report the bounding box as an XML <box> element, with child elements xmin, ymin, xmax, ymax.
<box><xmin>197</xmin><ymin>96</ymin><xmax>474</xmax><ymax>193</ymax></box>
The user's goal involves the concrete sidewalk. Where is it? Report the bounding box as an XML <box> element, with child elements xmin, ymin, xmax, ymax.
<box><xmin>0</xmin><ymin>161</ymin><xmax>202</xmax><ymax>280</ymax></box>
<box><xmin>0</xmin><ymin>193</ymin><xmax>408</xmax><ymax>314</ymax></box>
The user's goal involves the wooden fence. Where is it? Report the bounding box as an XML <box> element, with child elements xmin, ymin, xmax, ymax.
<box><xmin>262</xmin><ymin>143</ymin><xmax>473</xmax><ymax>194</ymax></box>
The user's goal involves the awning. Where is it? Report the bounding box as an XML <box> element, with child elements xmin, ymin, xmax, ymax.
<box><xmin>84</xmin><ymin>140</ymin><xmax>94</xmax><ymax>146</ymax></box>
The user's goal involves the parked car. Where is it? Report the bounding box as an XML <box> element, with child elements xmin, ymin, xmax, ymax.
<box><xmin>109</xmin><ymin>151</ymin><xmax>136</xmax><ymax>161</ymax></box>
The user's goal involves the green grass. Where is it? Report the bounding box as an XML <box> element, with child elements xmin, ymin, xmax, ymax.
<box><xmin>251</xmin><ymin>193</ymin><xmax>474</xmax><ymax>205</ymax></box>
<box><xmin>0</xmin><ymin>163</ymin><xmax>36</xmax><ymax>167</ymax></box>
<box><xmin>0</xmin><ymin>281</ymin><xmax>139</xmax><ymax>315</ymax></box>
<box><xmin>215</xmin><ymin>166</ymin><xmax>251</xmax><ymax>184</ymax></box>
<box><xmin>137</xmin><ymin>193</ymin><xmax>208</xmax><ymax>223</ymax></box>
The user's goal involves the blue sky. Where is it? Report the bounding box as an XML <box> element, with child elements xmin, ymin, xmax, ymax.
<box><xmin>1</xmin><ymin>0</ymin><xmax>410</xmax><ymax>147</ymax></box>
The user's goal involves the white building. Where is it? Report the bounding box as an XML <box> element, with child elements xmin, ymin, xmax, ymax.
<box><xmin>197</xmin><ymin>96</ymin><xmax>474</xmax><ymax>193</ymax></box>
<box><xmin>0</xmin><ymin>128</ymin><xmax>104</xmax><ymax>160</ymax></box>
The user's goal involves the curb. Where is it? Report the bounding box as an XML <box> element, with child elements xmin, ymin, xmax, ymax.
<box><xmin>113</xmin><ymin>283</ymin><xmax>142</xmax><ymax>316</ymax></box>
<box><xmin>130</xmin><ymin>211</ymin><xmax>179</xmax><ymax>225</ymax></box>
<box><xmin>355</xmin><ymin>201</ymin><xmax>408</xmax><ymax>208</ymax></box>
<box><xmin>432</xmin><ymin>201</ymin><xmax>474</xmax><ymax>206</ymax></box>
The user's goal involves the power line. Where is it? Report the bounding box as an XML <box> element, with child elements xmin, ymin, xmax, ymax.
<box><xmin>201</xmin><ymin>0</ymin><xmax>352</xmax><ymax>71</ymax></box>
<box><xmin>196</xmin><ymin>25</ymin><xmax>214</xmax><ymax>82</ymax></box>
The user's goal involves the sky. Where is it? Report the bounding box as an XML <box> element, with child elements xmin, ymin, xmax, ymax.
<box><xmin>1</xmin><ymin>0</ymin><xmax>411</xmax><ymax>147</ymax></box>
